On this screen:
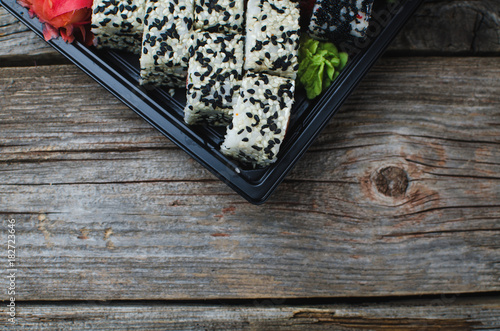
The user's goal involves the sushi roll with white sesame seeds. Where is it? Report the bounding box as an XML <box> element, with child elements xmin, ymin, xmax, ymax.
<box><xmin>184</xmin><ymin>32</ymin><xmax>244</xmax><ymax>126</ymax></box>
<box><xmin>91</xmin><ymin>0</ymin><xmax>146</xmax><ymax>54</ymax></box>
<box><xmin>244</xmin><ymin>0</ymin><xmax>300</xmax><ymax>80</ymax></box>
<box><xmin>193</xmin><ymin>0</ymin><xmax>245</xmax><ymax>33</ymax></box>
<box><xmin>308</xmin><ymin>0</ymin><xmax>375</xmax><ymax>41</ymax></box>
<box><xmin>139</xmin><ymin>0</ymin><xmax>195</xmax><ymax>87</ymax></box>
<box><xmin>221</xmin><ymin>72</ymin><xmax>295</xmax><ymax>167</ymax></box>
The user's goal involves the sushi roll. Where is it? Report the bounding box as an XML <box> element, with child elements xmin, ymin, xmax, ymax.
<box><xmin>221</xmin><ymin>72</ymin><xmax>295</xmax><ymax>167</ymax></box>
<box><xmin>184</xmin><ymin>32</ymin><xmax>245</xmax><ymax>125</ymax></box>
<box><xmin>308</xmin><ymin>0</ymin><xmax>375</xmax><ymax>41</ymax></box>
<box><xmin>193</xmin><ymin>0</ymin><xmax>245</xmax><ymax>33</ymax></box>
<box><xmin>139</xmin><ymin>0</ymin><xmax>195</xmax><ymax>86</ymax></box>
<box><xmin>244</xmin><ymin>0</ymin><xmax>301</xmax><ymax>79</ymax></box>
<box><xmin>91</xmin><ymin>0</ymin><xmax>146</xmax><ymax>54</ymax></box>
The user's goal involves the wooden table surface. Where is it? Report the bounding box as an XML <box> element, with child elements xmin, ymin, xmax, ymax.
<box><xmin>1</xmin><ymin>0</ymin><xmax>500</xmax><ymax>329</ymax></box>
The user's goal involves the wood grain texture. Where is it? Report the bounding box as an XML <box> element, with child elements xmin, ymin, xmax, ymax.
<box><xmin>1</xmin><ymin>0</ymin><xmax>499</xmax><ymax>66</ymax></box>
<box><xmin>1</xmin><ymin>297</ymin><xmax>499</xmax><ymax>329</ymax></box>
<box><xmin>389</xmin><ymin>0</ymin><xmax>500</xmax><ymax>54</ymax></box>
<box><xmin>1</xmin><ymin>58</ymin><xmax>499</xmax><ymax>300</ymax></box>
<box><xmin>0</xmin><ymin>6</ymin><xmax>67</xmax><ymax>66</ymax></box>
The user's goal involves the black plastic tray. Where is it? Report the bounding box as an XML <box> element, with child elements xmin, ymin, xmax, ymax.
<box><xmin>1</xmin><ymin>0</ymin><xmax>423</xmax><ymax>204</ymax></box>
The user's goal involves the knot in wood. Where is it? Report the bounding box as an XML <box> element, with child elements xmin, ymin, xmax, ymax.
<box><xmin>373</xmin><ymin>166</ymin><xmax>409</xmax><ymax>198</ymax></box>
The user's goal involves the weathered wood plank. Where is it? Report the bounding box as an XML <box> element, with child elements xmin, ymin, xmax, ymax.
<box><xmin>1</xmin><ymin>297</ymin><xmax>499</xmax><ymax>329</ymax></box>
<box><xmin>0</xmin><ymin>6</ymin><xmax>67</xmax><ymax>65</ymax></box>
<box><xmin>1</xmin><ymin>0</ymin><xmax>499</xmax><ymax>65</ymax></box>
<box><xmin>389</xmin><ymin>0</ymin><xmax>500</xmax><ymax>54</ymax></box>
<box><xmin>1</xmin><ymin>58</ymin><xmax>499</xmax><ymax>300</ymax></box>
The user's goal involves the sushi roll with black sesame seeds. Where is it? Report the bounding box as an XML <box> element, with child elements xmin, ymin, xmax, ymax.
<box><xmin>184</xmin><ymin>32</ymin><xmax>244</xmax><ymax>126</ymax></box>
<box><xmin>139</xmin><ymin>0</ymin><xmax>195</xmax><ymax>86</ymax></box>
<box><xmin>221</xmin><ymin>72</ymin><xmax>295</xmax><ymax>167</ymax></box>
<box><xmin>308</xmin><ymin>0</ymin><xmax>375</xmax><ymax>42</ymax></box>
<box><xmin>244</xmin><ymin>0</ymin><xmax>301</xmax><ymax>80</ymax></box>
<box><xmin>91</xmin><ymin>0</ymin><xmax>146</xmax><ymax>54</ymax></box>
<box><xmin>193</xmin><ymin>0</ymin><xmax>245</xmax><ymax>33</ymax></box>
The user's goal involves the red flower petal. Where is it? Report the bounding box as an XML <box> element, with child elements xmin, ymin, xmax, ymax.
<box><xmin>42</xmin><ymin>22</ymin><xmax>59</xmax><ymax>41</ymax></box>
<box><xmin>47</xmin><ymin>8</ymin><xmax>90</xmax><ymax>28</ymax></box>
<box><xmin>18</xmin><ymin>0</ymin><xmax>94</xmax><ymax>45</ymax></box>
<box><xmin>76</xmin><ymin>24</ymin><xmax>91</xmax><ymax>46</ymax></box>
<box><xmin>17</xmin><ymin>0</ymin><xmax>32</xmax><ymax>8</ymax></box>
<box><xmin>60</xmin><ymin>26</ymin><xmax>75</xmax><ymax>43</ymax></box>
<box><xmin>44</xmin><ymin>0</ymin><xmax>93</xmax><ymax>20</ymax></box>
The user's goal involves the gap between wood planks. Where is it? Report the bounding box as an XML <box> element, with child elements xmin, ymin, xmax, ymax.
<box><xmin>8</xmin><ymin>290</ymin><xmax>500</xmax><ymax>305</ymax></box>
<box><xmin>4</xmin><ymin>294</ymin><xmax>500</xmax><ymax>329</ymax></box>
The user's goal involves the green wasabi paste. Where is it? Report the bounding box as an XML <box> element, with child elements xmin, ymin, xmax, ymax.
<box><xmin>298</xmin><ymin>35</ymin><xmax>348</xmax><ymax>99</ymax></box>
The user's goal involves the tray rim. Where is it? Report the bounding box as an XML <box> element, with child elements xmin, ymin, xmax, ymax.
<box><xmin>1</xmin><ymin>0</ymin><xmax>424</xmax><ymax>204</ymax></box>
